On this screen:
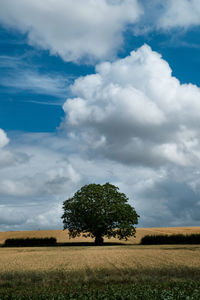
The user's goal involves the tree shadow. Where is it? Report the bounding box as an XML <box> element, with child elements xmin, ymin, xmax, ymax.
<box><xmin>1</xmin><ymin>242</ymin><xmax>132</xmax><ymax>248</ymax></box>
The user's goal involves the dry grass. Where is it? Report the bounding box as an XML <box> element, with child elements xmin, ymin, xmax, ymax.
<box><xmin>0</xmin><ymin>226</ymin><xmax>199</xmax><ymax>245</ymax></box>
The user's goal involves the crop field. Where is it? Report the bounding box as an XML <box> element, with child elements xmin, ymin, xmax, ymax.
<box><xmin>0</xmin><ymin>227</ymin><xmax>200</xmax><ymax>299</ymax></box>
<box><xmin>1</xmin><ymin>226</ymin><xmax>200</xmax><ymax>245</ymax></box>
<box><xmin>0</xmin><ymin>244</ymin><xmax>200</xmax><ymax>274</ymax></box>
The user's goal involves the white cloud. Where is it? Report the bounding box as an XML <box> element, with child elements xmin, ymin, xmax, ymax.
<box><xmin>0</xmin><ymin>133</ymin><xmax>84</xmax><ymax>230</ymax></box>
<box><xmin>130</xmin><ymin>0</ymin><xmax>200</xmax><ymax>35</ymax></box>
<box><xmin>158</xmin><ymin>0</ymin><xmax>200</xmax><ymax>29</ymax></box>
<box><xmin>0</xmin><ymin>0</ymin><xmax>142</xmax><ymax>63</ymax></box>
<box><xmin>0</xmin><ymin>55</ymin><xmax>69</xmax><ymax>98</ymax></box>
<box><xmin>0</xmin><ymin>129</ymin><xmax>16</xmax><ymax>167</ymax></box>
<box><xmin>63</xmin><ymin>44</ymin><xmax>200</xmax><ymax>167</ymax></box>
<box><xmin>2</xmin><ymin>70</ymin><xmax>69</xmax><ymax>98</ymax></box>
<box><xmin>0</xmin><ymin>129</ymin><xmax>9</xmax><ymax>148</ymax></box>
<box><xmin>0</xmin><ymin>140</ymin><xmax>81</xmax><ymax>197</ymax></box>
<box><xmin>1</xmin><ymin>1</ymin><xmax>200</xmax><ymax>232</ymax></box>
<box><xmin>0</xmin><ymin>129</ymin><xmax>200</xmax><ymax>230</ymax></box>
<box><xmin>2</xmin><ymin>45</ymin><xmax>200</xmax><ymax>231</ymax></box>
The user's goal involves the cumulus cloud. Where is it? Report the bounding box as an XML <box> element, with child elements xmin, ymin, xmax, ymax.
<box><xmin>0</xmin><ymin>129</ymin><xmax>15</xmax><ymax>167</ymax></box>
<box><xmin>0</xmin><ymin>129</ymin><xmax>9</xmax><ymax>148</ymax></box>
<box><xmin>59</xmin><ymin>44</ymin><xmax>200</xmax><ymax>228</ymax></box>
<box><xmin>131</xmin><ymin>0</ymin><xmax>200</xmax><ymax>35</ymax></box>
<box><xmin>0</xmin><ymin>129</ymin><xmax>29</xmax><ymax>168</ymax></box>
<box><xmin>1</xmin><ymin>0</ymin><xmax>199</xmax><ymax>65</ymax></box>
<box><xmin>63</xmin><ymin>44</ymin><xmax>200</xmax><ymax>168</ymax></box>
<box><xmin>158</xmin><ymin>0</ymin><xmax>200</xmax><ymax>29</ymax></box>
<box><xmin>0</xmin><ymin>0</ymin><xmax>142</xmax><ymax>63</ymax></box>
<box><xmin>1</xmin><ymin>45</ymin><xmax>200</xmax><ymax>230</ymax></box>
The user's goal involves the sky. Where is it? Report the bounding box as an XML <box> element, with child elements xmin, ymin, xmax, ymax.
<box><xmin>0</xmin><ymin>0</ymin><xmax>200</xmax><ymax>231</ymax></box>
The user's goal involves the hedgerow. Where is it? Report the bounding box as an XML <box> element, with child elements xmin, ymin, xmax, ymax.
<box><xmin>3</xmin><ymin>237</ymin><xmax>57</xmax><ymax>247</ymax></box>
<box><xmin>141</xmin><ymin>233</ymin><xmax>200</xmax><ymax>245</ymax></box>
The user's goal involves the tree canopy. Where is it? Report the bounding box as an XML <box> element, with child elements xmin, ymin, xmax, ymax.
<box><xmin>62</xmin><ymin>183</ymin><xmax>139</xmax><ymax>245</ymax></box>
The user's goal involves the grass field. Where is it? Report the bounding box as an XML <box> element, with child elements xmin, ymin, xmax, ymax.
<box><xmin>0</xmin><ymin>227</ymin><xmax>200</xmax><ymax>299</ymax></box>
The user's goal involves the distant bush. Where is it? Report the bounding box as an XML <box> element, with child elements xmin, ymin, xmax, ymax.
<box><xmin>4</xmin><ymin>237</ymin><xmax>57</xmax><ymax>247</ymax></box>
<box><xmin>141</xmin><ymin>234</ymin><xmax>200</xmax><ymax>245</ymax></box>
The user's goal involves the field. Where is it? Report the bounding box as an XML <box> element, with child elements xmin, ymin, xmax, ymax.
<box><xmin>0</xmin><ymin>227</ymin><xmax>200</xmax><ymax>299</ymax></box>
<box><xmin>1</xmin><ymin>226</ymin><xmax>200</xmax><ymax>245</ymax></box>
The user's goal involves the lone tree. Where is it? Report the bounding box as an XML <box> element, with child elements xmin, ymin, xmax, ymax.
<box><xmin>62</xmin><ymin>183</ymin><xmax>139</xmax><ymax>245</ymax></box>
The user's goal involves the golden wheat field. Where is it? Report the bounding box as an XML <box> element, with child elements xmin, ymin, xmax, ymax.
<box><xmin>0</xmin><ymin>227</ymin><xmax>200</xmax><ymax>278</ymax></box>
<box><xmin>0</xmin><ymin>244</ymin><xmax>200</xmax><ymax>274</ymax></box>
<box><xmin>0</xmin><ymin>226</ymin><xmax>200</xmax><ymax>245</ymax></box>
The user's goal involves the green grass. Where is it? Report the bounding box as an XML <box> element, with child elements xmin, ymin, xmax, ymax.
<box><xmin>0</xmin><ymin>267</ymin><xmax>200</xmax><ymax>299</ymax></box>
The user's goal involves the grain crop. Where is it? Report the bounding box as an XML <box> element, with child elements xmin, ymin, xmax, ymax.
<box><xmin>0</xmin><ymin>244</ymin><xmax>200</xmax><ymax>274</ymax></box>
<box><xmin>0</xmin><ymin>226</ymin><xmax>199</xmax><ymax>245</ymax></box>
<box><xmin>0</xmin><ymin>227</ymin><xmax>199</xmax><ymax>282</ymax></box>
<box><xmin>0</xmin><ymin>227</ymin><xmax>200</xmax><ymax>298</ymax></box>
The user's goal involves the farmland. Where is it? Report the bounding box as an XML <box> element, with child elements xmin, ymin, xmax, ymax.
<box><xmin>1</xmin><ymin>244</ymin><xmax>200</xmax><ymax>274</ymax></box>
<box><xmin>0</xmin><ymin>227</ymin><xmax>200</xmax><ymax>299</ymax></box>
<box><xmin>1</xmin><ymin>226</ymin><xmax>200</xmax><ymax>245</ymax></box>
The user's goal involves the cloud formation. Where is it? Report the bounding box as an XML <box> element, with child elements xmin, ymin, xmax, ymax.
<box><xmin>1</xmin><ymin>0</ymin><xmax>200</xmax><ymax>65</ymax></box>
<box><xmin>0</xmin><ymin>129</ymin><xmax>15</xmax><ymax>167</ymax></box>
<box><xmin>1</xmin><ymin>70</ymin><xmax>69</xmax><ymax>98</ymax></box>
<box><xmin>51</xmin><ymin>45</ymin><xmax>200</xmax><ymax>228</ymax></box>
<box><xmin>63</xmin><ymin>45</ymin><xmax>200</xmax><ymax>168</ymax></box>
<box><xmin>1</xmin><ymin>44</ymin><xmax>200</xmax><ymax>230</ymax></box>
<box><xmin>0</xmin><ymin>55</ymin><xmax>69</xmax><ymax>98</ymax></box>
<box><xmin>1</xmin><ymin>0</ymin><xmax>200</xmax><ymax>67</ymax></box>
<box><xmin>158</xmin><ymin>0</ymin><xmax>200</xmax><ymax>29</ymax></box>
<box><xmin>135</xmin><ymin>0</ymin><xmax>200</xmax><ymax>34</ymax></box>
<box><xmin>0</xmin><ymin>0</ymin><xmax>141</xmax><ymax>63</ymax></box>
<box><xmin>0</xmin><ymin>133</ymin><xmax>83</xmax><ymax>230</ymax></box>
<box><xmin>0</xmin><ymin>129</ymin><xmax>9</xmax><ymax>148</ymax></box>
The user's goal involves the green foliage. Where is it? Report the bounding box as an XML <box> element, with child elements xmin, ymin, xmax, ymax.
<box><xmin>0</xmin><ymin>281</ymin><xmax>200</xmax><ymax>299</ymax></box>
<box><xmin>4</xmin><ymin>237</ymin><xmax>57</xmax><ymax>247</ymax></box>
<box><xmin>62</xmin><ymin>183</ymin><xmax>139</xmax><ymax>244</ymax></box>
<box><xmin>141</xmin><ymin>234</ymin><xmax>200</xmax><ymax>245</ymax></box>
<box><xmin>1</xmin><ymin>266</ymin><xmax>200</xmax><ymax>299</ymax></box>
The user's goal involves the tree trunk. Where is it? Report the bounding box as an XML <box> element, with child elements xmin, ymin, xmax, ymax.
<box><xmin>95</xmin><ymin>234</ymin><xmax>104</xmax><ymax>245</ymax></box>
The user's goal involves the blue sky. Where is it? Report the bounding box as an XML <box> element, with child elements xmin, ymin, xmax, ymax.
<box><xmin>0</xmin><ymin>0</ymin><xmax>200</xmax><ymax>231</ymax></box>
<box><xmin>1</xmin><ymin>24</ymin><xmax>200</xmax><ymax>132</ymax></box>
